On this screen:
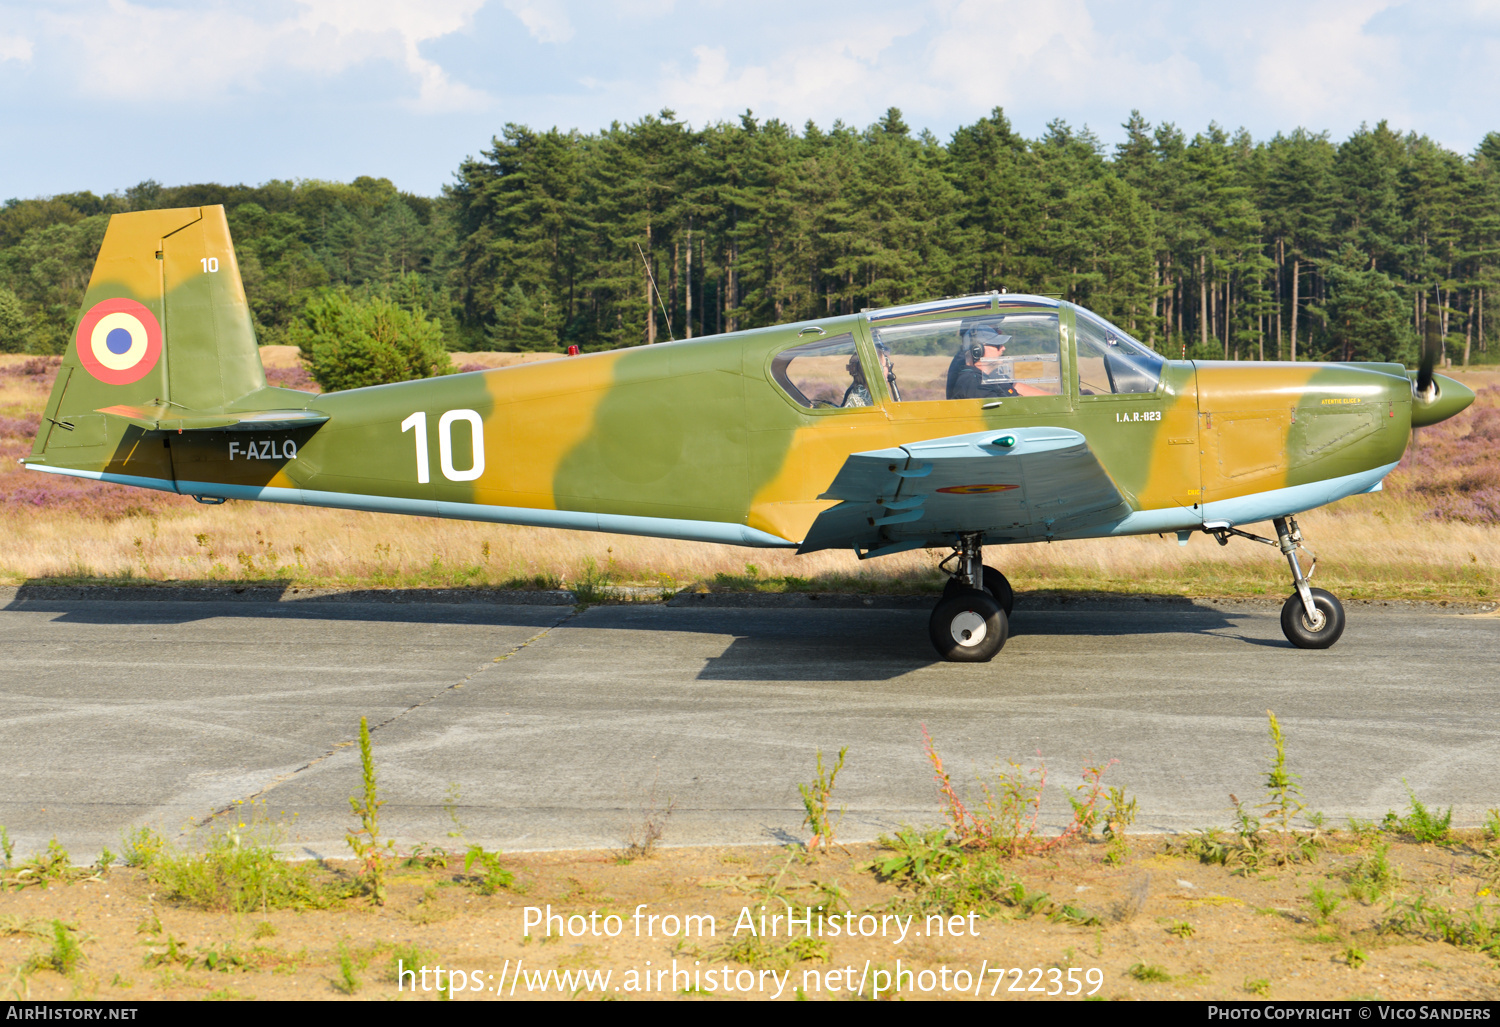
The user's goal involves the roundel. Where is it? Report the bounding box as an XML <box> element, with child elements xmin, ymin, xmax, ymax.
<box><xmin>935</xmin><ymin>483</ymin><xmax>1021</xmax><ymax>495</ymax></box>
<box><xmin>75</xmin><ymin>298</ymin><xmax>162</xmax><ymax>385</ymax></box>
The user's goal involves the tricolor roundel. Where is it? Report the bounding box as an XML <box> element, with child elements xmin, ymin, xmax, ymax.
<box><xmin>936</xmin><ymin>484</ymin><xmax>1020</xmax><ymax>495</ymax></box>
<box><xmin>75</xmin><ymin>298</ymin><xmax>162</xmax><ymax>385</ymax></box>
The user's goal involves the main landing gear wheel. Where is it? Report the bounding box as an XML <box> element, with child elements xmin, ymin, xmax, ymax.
<box><xmin>943</xmin><ymin>565</ymin><xmax>1014</xmax><ymax>616</ymax></box>
<box><xmin>1280</xmin><ymin>588</ymin><xmax>1345</xmax><ymax>649</ymax></box>
<box><xmin>929</xmin><ymin>589</ymin><xmax>1008</xmax><ymax>662</ymax></box>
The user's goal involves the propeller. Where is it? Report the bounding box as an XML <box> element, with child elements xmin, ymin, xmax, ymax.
<box><xmin>1414</xmin><ymin>332</ymin><xmax>1439</xmax><ymax>403</ymax></box>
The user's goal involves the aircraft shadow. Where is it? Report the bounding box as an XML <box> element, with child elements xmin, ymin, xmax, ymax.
<box><xmin>4</xmin><ymin>583</ymin><xmax>1267</xmax><ymax>679</ymax></box>
<box><xmin>679</xmin><ymin>603</ymin><xmax>1247</xmax><ymax>681</ymax></box>
<box><xmin>2</xmin><ymin>581</ymin><xmax>574</xmax><ymax>627</ymax></box>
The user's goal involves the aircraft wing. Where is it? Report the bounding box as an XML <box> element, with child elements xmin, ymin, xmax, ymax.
<box><xmin>798</xmin><ymin>426</ymin><xmax>1131</xmax><ymax>555</ymax></box>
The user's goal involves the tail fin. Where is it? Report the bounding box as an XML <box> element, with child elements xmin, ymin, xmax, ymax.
<box><xmin>32</xmin><ymin>205</ymin><xmax>277</xmax><ymax>460</ymax></box>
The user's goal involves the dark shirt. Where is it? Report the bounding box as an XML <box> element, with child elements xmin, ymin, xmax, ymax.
<box><xmin>950</xmin><ymin>365</ymin><xmax>1018</xmax><ymax>400</ymax></box>
<box><xmin>945</xmin><ymin>350</ymin><xmax>967</xmax><ymax>399</ymax></box>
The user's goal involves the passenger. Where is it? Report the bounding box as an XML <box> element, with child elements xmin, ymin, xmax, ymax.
<box><xmin>841</xmin><ymin>353</ymin><xmax>872</xmax><ymax>407</ymax></box>
<box><xmin>875</xmin><ymin>342</ymin><xmax>901</xmax><ymax>402</ymax></box>
<box><xmin>948</xmin><ymin>324</ymin><xmax>1017</xmax><ymax>400</ymax></box>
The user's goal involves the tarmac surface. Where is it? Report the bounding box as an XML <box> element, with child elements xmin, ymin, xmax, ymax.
<box><xmin>1</xmin><ymin>585</ymin><xmax>1497</xmax><ymax>860</ymax></box>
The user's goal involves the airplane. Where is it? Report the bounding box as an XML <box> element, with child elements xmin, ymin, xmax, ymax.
<box><xmin>25</xmin><ymin>205</ymin><xmax>1476</xmax><ymax>661</ymax></box>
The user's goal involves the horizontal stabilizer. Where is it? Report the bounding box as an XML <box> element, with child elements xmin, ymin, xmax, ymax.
<box><xmin>96</xmin><ymin>404</ymin><xmax>329</xmax><ymax>432</ymax></box>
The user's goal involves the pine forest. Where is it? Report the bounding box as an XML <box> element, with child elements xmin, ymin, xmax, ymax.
<box><xmin>3</xmin><ymin>107</ymin><xmax>1499</xmax><ymax>371</ymax></box>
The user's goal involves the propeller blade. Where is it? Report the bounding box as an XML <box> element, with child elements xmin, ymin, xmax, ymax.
<box><xmin>1414</xmin><ymin>334</ymin><xmax>1438</xmax><ymax>397</ymax></box>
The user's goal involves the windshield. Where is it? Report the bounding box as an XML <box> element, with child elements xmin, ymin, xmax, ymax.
<box><xmin>1074</xmin><ymin>308</ymin><xmax>1164</xmax><ymax>395</ymax></box>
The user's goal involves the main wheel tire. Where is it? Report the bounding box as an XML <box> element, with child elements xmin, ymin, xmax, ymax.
<box><xmin>929</xmin><ymin>589</ymin><xmax>1008</xmax><ymax>662</ymax></box>
<box><xmin>941</xmin><ymin>566</ymin><xmax>1015</xmax><ymax>616</ymax></box>
<box><xmin>983</xmin><ymin>565</ymin><xmax>1014</xmax><ymax>617</ymax></box>
<box><xmin>1280</xmin><ymin>588</ymin><xmax>1346</xmax><ymax>649</ymax></box>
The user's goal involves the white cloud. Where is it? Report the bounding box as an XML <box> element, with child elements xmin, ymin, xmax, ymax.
<box><xmin>634</xmin><ymin>0</ymin><xmax>1494</xmax><ymax>145</ymax></box>
<box><xmin>0</xmin><ymin>33</ymin><xmax>32</xmax><ymax>62</ymax></box>
<box><xmin>1237</xmin><ymin>2</ymin><xmax>1401</xmax><ymax>126</ymax></box>
<box><xmin>37</xmin><ymin>0</ymin><xmax>489</xmax><ymax>110</ymax></box>
<box><xmin>654</xmin><ymin>15</ymin><xmax>923</xmax><ymax>125</ymax></box>
<box><xmin>503</xmin><ymin>0</ymin><xmax>575</xmax><ymax>44</ymax></box>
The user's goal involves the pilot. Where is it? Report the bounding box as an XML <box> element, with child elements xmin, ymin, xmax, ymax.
<box><xmin>947</xmin><ymin>323</ymin><xmax>1017</xmax><ymax>400</ymax></box>
<box><xmin>841</xmin><ymin>353</ymin><xmax>872</xmax><ymax>407</ymax></box>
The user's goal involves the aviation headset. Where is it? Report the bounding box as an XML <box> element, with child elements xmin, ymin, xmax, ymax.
<box><xmin>961</xmin><ymin>323</ymin><xmax>1007</xmax><ymax>361</ymax></box>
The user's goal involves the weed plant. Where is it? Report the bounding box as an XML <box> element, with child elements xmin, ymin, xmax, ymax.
<box><xmin>0</xmin><ymin>827</ymin><xmax>12</xmax><ymax>867</ymax></box>
<box><xmin>462</xmin><ymin>846</ymin><xmax>514</xmax><ymax>894</ymax></box>
<box><xmin>712</xmin><ymin>934</ymin><xmax>829</xmax><ymax>973</ymax></box>
<box><xmin>1345</xmin><ymin>843</ymin><xmax>1401</xmax><ymax>903</ymax></box>
<box><xmin>921</xmin><ymin>726</ymin><xmax>1116</xmax><ymax>857</ymax></box>
<box><xmin>335</xmin><ymin>940</ymin><xmax>361</xmax><ymax>994</ymax></box>
<box><xmin>870</xmin><ymin>828</ymin><xmax>967</xmax><ymax>887</ymax></box>
<box><xmin>1103</xmin><ymin>786</ymin><xmax>1138</xmax><ymax>865</ymax></box>
<box><xmin>1384</xmin><ymin>783</ymin><xmax>1453</xmax><ymax>843</ymax></box>
<box><xmin>570</xmin><ymin>556</ymin><xmax>617</xmax><ymax>605</ymax></box>
<box><xmin>1180</xmin><ymin>714</ymin><xmax>1321</xmax><ymax>871</ymax></box>
<box><xmin>1260</xmin><ymin>710</ymin><xmax>1306</xmax><ymax>834</ymax></box>
<box><xmin>1128</xmin><ymin>961</ymin><xmax>1170</xmax><ymax>983</ymax></box>
<box><xmin>7</xmin><ymin>839</ymin><xmax>81</xmax><ymax>889</ymax></box>
<box><xmin>1307</xmin><ymin>883</ymin><xmax>1345</xmax><ymax>923</ymax></box>
<box><xmin>798</xmin><ymin>747</ymin><xmax>847</xmax><ymax>854</ymax></box>
<box><xmin>120</xmin><ymin>826</ymin><xmax>168</xmax><ymax>868</ymax></box>
<box><xmin>622</xmin><ymin>774</ymin><xmax>676</xmax><ymax>861</ymax></box>
<box><xmin>27</xmin><ymin>921</ymin><xmax>85</xmax><ymax>976</ymax></box>
<box><xmin>346</xmin><ymin>716</ymin><xmax>393</xmax><ymax>904</ymax></box>
<box><xmin>871</xmin><ymin>831</ymin><xmax>1100</xmax><ymax>923</ymax></box>
<box><xmin>1381</xmin><ymin>894</ymin><xmax>1500</xmax><ymax>954</ymax></box>
<box><xmin>127</xmin><ymin>826</ymin><xmax>337</xmax><ymax>913</ymax></box>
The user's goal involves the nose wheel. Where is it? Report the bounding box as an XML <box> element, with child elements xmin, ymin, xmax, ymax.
<box><xmin>1280</xmin><ymin>587</ymin><xmax>1345</xmax><ymax>648</ymax></box>
<box><xmin>1205</xmin><ymin>516</ymin><xmax>1346</xmax><ymax>649</ymax></box>
<box><xmin>932</xmin><ymin>533</ymin><xmax>1011</xmax><ymax>661</ymax></box>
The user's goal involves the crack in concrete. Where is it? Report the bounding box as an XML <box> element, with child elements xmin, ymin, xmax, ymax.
<box><xmin>196</xmin><ymin>607</ymin><xmax>580</xmax><ymax>829</ymax></box>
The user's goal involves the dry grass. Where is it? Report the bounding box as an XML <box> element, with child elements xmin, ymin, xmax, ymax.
<box><xmin>0</xmin><ymin>354</ymin><xmax>1494</xmax><ymax>600</ymax></box>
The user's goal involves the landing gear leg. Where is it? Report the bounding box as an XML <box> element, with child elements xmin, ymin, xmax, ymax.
<box><xmin>1205</xmin><ymin>516</ymin><xmax>1345</xmax><ymax>649</ymax></box>
<box><xmin>940</xmin><ymin>535</ymin><xmax>1015</xmax><ymax>615</ymax></box>
<box><xmin>1273</xmin><ymin>516</ymin><xmax>1345</xmax><ymax>649</ymax></box>
<box><xmin>930</xmin><ymin>533</ymin><xmax>1008</xmax><ymax>662</ymax></box>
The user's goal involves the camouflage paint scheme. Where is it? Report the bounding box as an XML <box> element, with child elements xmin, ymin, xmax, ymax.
<box><xmin>27</xmin><ymin>207</ymin><xmax>1476</xmax><ymax>560</ymax></box>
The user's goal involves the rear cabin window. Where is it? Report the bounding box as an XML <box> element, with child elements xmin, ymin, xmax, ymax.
<box><xmin>871</xmin><ymin>311</ymin><xmax>1062</xmax><ymax>403</ymax></box>
<box><xmin>1075</xmin><ymin>310</ymin><xmax>1165</xmax><ymax>395</ymax></box>
<box><xmin>770</xmin><ymin>334</ymin><xmax>875</xmax><ymax>408</ymax></box>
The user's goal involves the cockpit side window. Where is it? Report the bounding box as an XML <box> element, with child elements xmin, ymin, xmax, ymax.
<box><xmin>770</xmin><ymin>334</ymin><xmax>872</xmax><ymax>409</ymax></box>
<box><xmin>872</xmin><ymin>311</ymin><xmax>1061</xmax><ymax>403</ymax></box>
<box><xmin>1074</xmin><ymin>310</ymin><xmax>1165</xmax><ymax>395</ymax></box>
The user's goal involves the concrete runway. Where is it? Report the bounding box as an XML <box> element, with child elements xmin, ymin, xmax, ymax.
<box><xmin>1</xmin><ymin>586</ymin><xmax>1496</xmax><ymax>860</ymax></box>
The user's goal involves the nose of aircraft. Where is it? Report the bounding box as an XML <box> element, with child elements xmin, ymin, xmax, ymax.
<box><xmin>1411</xmin><ymin>373</ymin><xmax>1477</xmax><ymax>427</ymax></box>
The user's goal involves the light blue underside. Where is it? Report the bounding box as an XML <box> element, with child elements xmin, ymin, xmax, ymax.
<box><xmin>21</xmin><ymin>463</ymin><xmax>796</xmax><ymax>549</ymax></box>
<box><xmin>1049</xmin><ymin>460</ymin><xmax>1399</xmax><ymax>540</ymax></box>
<box><xmin>23</xmin><ymin>458</ymin><xmax>1398</xmax><ymax>550</ymax></box>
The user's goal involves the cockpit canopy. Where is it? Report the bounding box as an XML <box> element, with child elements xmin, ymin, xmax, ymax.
<box><xmin>769</xmin><ymin>296</ymin><xmax>1164</xmax><ymax>410</ymax></box>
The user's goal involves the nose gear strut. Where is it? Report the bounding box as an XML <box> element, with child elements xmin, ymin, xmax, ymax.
<box><xmin>1202</xmin><ymin>515</ymin><xmax>1346</xmax><ymax>649</ymax></box>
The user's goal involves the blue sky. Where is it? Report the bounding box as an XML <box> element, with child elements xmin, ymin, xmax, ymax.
<box><xmin>3</xmin><ymin>0</ymin><xmax>1498</xmax><ymax>200</ymax></box>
